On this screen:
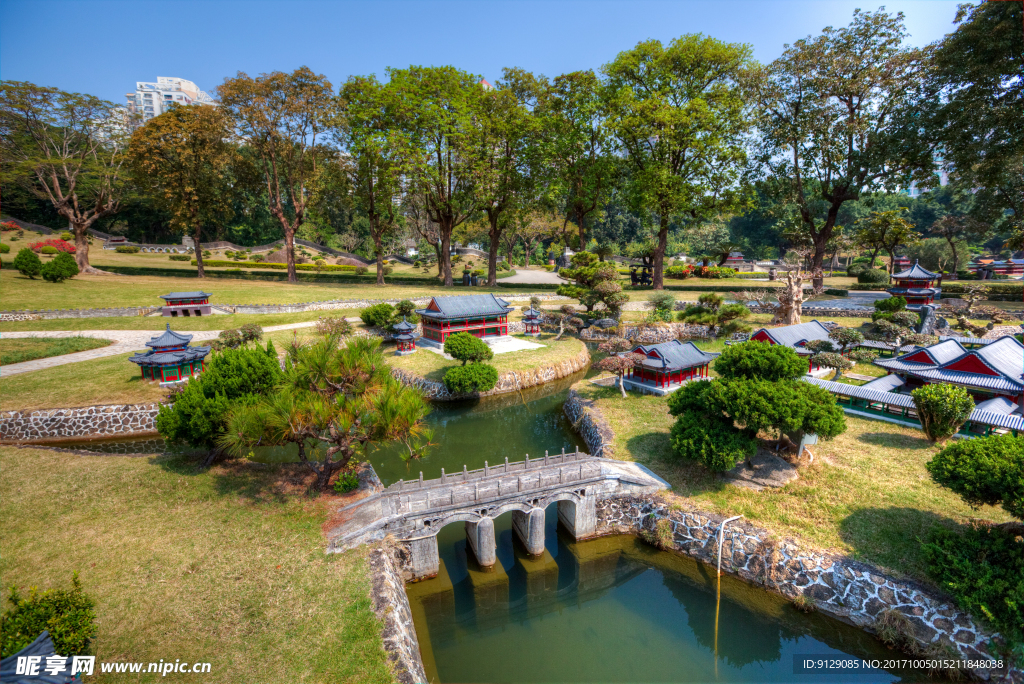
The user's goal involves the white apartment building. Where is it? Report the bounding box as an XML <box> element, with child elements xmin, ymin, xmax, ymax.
<box><xmin>125</xmin><ymin>77</ymin><xmax>214</xmax><ymax>121</ymax></box>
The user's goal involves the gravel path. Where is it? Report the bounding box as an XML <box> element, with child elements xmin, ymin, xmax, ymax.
<box><xmin>0</xmin><ymin>321</ymin><xmax>319</xmax><ymax>377</ymax></box>
<box><xmin>500</xmin><ymin>268</ymin><xmax>567</xmax><ymax>285</ymax></box>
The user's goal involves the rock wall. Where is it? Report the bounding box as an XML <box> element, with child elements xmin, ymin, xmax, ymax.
<box><xmin>0</xmin><ymin>306</ymin><xmax>159</xmax><ymax>321</ymax></box>
<box><xmin>366</xmin><ymin>544</ymin><xmax>429</xmax><ymax>684</ymax></box>
<box><xmin>596</xmin><ymin>497</ymin><xmax>1018</xmax><ymax>682</ymax></box>
<box><xmin>0</xmin><ymin>403</ymin><xmax>161</xmax><ymax>443</ymax></box>
<box><xmin>392</xmin><ymin>345</ymin><xmax>590</xmax><ymax>401</ymax></box>
<box><xmin>563</xmin><ymin>389</ymin><xmax>616</xmax><ymax>458</ymax></box>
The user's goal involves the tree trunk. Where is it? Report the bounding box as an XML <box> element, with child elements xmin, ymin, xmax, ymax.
<box><xmin>618</xmin><ymin>373</ymin><xmax>627</xmax><ymax>398</ymax></box>
<box><xmin>652</xmin><ymin>214</ymin><xmax>668</xmax><ymax>290</ymax></box>
<box><xmin>70</xmin><ymin>219</ymin><xmax>100</xmax><ymax>273</ymax></box>
<box><xmin>486</xmin><ymin>213</ymin><xmax>501</xmax><ymax>287</ymax></box>
<box><xmin>947</xmin><ymin>237</ymin><xmax>960</xmax><ymax>274</ymax></box>
<box><xmin>434</xmin><ymin>243</ymin><xmax>444</xmax><ymax>279</ymax></box>
<box><xmin>439</xmin><ymin>227</ymin><xmax>453</xmax><ymax>287</ymax></box>
<box><xmin>773</xmin><ymin>270</ymin><xmax>804</xmax><ymax>325</ymax></box>
<box><xmin>194</xmin><ymin>223</ymin><xmax>205</xmax><ymax>278</ymax></box>
<box><xmin>374</xmin><ymin>232</ymin><xmax>385</xmax><ymax>286</ymax></box>
<box><xmin>283</xmin><ymin>225</ymin><xmax>298</xmax><ymax>283</ymax></box>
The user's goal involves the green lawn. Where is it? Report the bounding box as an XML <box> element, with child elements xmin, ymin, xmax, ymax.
<box><xmin>389</xmin><ymin>334</ymin><xmax>586</xmax><ymax>382</ymax></box>
<box><xmin>571</xmin><ymin>379</ymin><xmax>1013</xmax><ymax>582</ymax></box>
<box><xmin>0</xmin><ymin>446</ymin><xmax>395</xmax><ymax>684</ymax></box>
<box><xmin>0</xmin><ymin>336</ymin><xmax>112</xmax><ymax>364</ymax></box>
<box><xmin>0</xmin><ymin>310</ymin><xmax>360</xmax><ymax>333</ymax></box>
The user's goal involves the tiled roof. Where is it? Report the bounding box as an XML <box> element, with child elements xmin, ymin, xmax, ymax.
<box><xmin>972</xmin><ymin>336</ymin><xmax>1024</xmax><ymax>380</ymax></box>
<box><xmin>906</xmin><ymin>368</ymin><xmax>1023</xmax><ymax>392</ymax></box>
<box><xmin>145</xmin><ymin>324</ymin><xmax>194</xmax><ymax>348</ymax></box>
<box><xmin>129</xmin><ymin>346</ymin><xmax>210</xmax><ymax>366</ymax></box>
<box><xmin>631</xmin><ymin>339</ymin><xmax>718</xmax><ymax>371</ymax></box>
<box><xmin>861</xmin><ymin>374</ymin><xmax>905</xmax><ymax>392</ymax></box>
<box><xmin>974</xmin><ymin>396</ymin><xmax>1020</xmax><ymax>415</ymax></box>
<box><xmin>752</xmin><ymin>320</ymin><xmax>832</xmax><ymax>349</ymax></box>
<box><xmin>891</xmin><ymin>261</ymin><xmax>939</xmax><ymax>280</ymax></box>
<box><xmin>159</xmin><ymin>291</ymin><xmax>212</xmax><ymax>300</ymax></box>
<box><xmin>416</xmin><ymin>294</ymin><xmax>512</xmax><ymax>320</ymax></box>
<box><xmin>393</xmin><ymin>317</ymin><xmax>416</xmax><ymax>332</ymax></box>
<box><xmin>887</xmin><ymin>287</ymin><xmax>940</xmax><ymax>295</ymax></box>
<box><xmin>874</xmin><ymin>339</ymin><xmax>967</xmax><ymax>372</ymax></box>
<box><xmin>938</xmin><ymin>335</ymin><xmax>992</xmax><ymax>346</ymax></box>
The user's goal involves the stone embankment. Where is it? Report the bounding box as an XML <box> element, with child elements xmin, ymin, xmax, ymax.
<box><xmin>366</xmin><ymin>544</ymin><xmax>429</xmax><ymax>684</ymax></box>
<box><xmin>0</xmin><ymin>292</ymin><xmax>572</xmax><ymax>321</ymax></box>
<box><xmin>391</xmin><ymin>344</ymin><xmax>590</xmax><ymax>401</ymax></box>
<box><xmin>0</xmin><ymin>403</ymin><xmax>161</xmax><ymax>443</ymax></box>
<box><xmin>563</xmin><ymin>390</ymin><xmax>1020</xmax><ymax>683</ymax></box>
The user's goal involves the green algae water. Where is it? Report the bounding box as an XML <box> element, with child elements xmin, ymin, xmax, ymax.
<box><xmin>407</xmin><ymin>510</ymin><xmax>936</xmax><ymax>684</ymax></box>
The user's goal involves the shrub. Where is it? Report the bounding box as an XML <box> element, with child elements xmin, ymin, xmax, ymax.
<box><xmin>912</xmin><ymin>384</ymin><xmax>975</xmax><ymax>442</ymax></box>
<box><xmin>923</xmin><ymin>526</ymin><xmax>1023</xmax><ymax>654</ymax></box>
<box><xmin>857</xmin><ymin>268</ymin><xmax>889</xmax><ymax>284</ymax></box>
<box><xmin>846</xmin><ymin>263</ymin><xmax>867</xmax><ymax>276</ymax></box>
<box><xmin>315</xmin><ymin>316</ymin><xmax>353</xmax><ymax>336</ymax></box>
<box><xmin>115</xmin><ymin>245</ymin><xmax>140</xmax><ymax>253</ymax></box>
<box><xmin>413</xmin><ymin>260</ymin><xmax>422</xmax><ymax>268</ymax></box>
<box><xmin>926</xmin><ymin>434</ymin><xmax>1024</xmax><ymax>519</ymax></box>
<box><xmin>0</xmin><ymin>574</ymin><xmax>96</xmax><ymax>658</ymax></box>
<box><xmin>30</xmin><ymin>238</ymin><xmax>75</xmax><ymax>254</ymax></box>
<box><xmin>714</xmin><ymin>340</ymin><xmax>807</xmax><ymax>382</ymax></box>
<box><xmin>332</xmin><ymin>468</ymin><xmax>360</xmax><ymax>493</ymax></box>
<box><xmin>202</xmin><ymin>250</ymin><xmax>212</xmax><ymax>257</ymax></box>
<box><xmin>40</xmin><ymin>245</ymin><xmax>58</xmax><ymax>255</ymax></box>
<box><xmin>60</xmin><ymin>231</ymin><xmax>73</xmax><ymax>241</ymax></box>
<box><xmin>155</xmin><ymin>344</ymin><xmax>282</xmax><ymax>448</ymax></box>
<box><xmin>694</xmin><ymin>265</ymin><xmax>736</xmax><ymax>279</ymax></box>
<box><xmin>443</xmin><ymin>363</ymin><xmax>499</xmax><ymax>393</ymax></box>
<box><xmin>874</xmin><ymin>295</ymin><xmax>907</xmax><ymax>313</ymax></box>
<box><xmin>670</xmin><ymin>412</ymin><xmax>757</xmax><ymax>471</ymax></box>
<box><xmin>0</xmin><ymin>243</ymin><xmax>10</xmax><ymax>254</ymax></box>
<box><xmin>0</xmin><ymin>220</ymin><xmax>19</xmax><ymax>231</ymax></box>
<box><xmin>665</xmin><ymin>264</ymin><xmax>694</xmax><ymax>279</ymax></box>
<box><xmin>169</xmin><ymin>254</ymin><xmax>190</xmax><ymax>261</ymax></box>
<box><xmin>640</xmin><ymin>516</ymin><xmax>675</xmax><ymax>549</ymax></box>
<box><xmin>890</xmin><ymin>310</ymin><xmax>919</xmax><ymax>328</ymax></box>
<box><xmin>356</xmin><ymin>266</ymin><xmax>368</xmax><ymax>275</ymax></box>
<box><xmin>383</xmin><ymin>265</ymin><xmax>394</xmax><ymax>275</ymax></box>
<box><xmin>444</xmin><ymin>331</ymin><xmax>493</xmax><ymax>365</ymax></box>
<box><xmin>360</xmin><ymin>302</ymin><xmax>395</xmax><ymax>328</ymax></box>
<box><xmin>12</xmin><ymin>248</ymin><xmax>42</xmax><ymax>278</ymax></box>
<box><xmin>41</xmin><ymin>252</ymin><xmax>79</xmax><ymax>283</ymax></box>
<box><xmin>239</xmin><ymin>323</ymin><xmax>263</xmax><ymax>344</ymax></box>
<box><xmin>395</xmin><ymin>299</ymin><xmax>419</xmax><ymax>323</ymax></box>
<box><xmin>215</xmin><ymin>328</ymin><xmax>242</xmax><ymax>350</ymax></box>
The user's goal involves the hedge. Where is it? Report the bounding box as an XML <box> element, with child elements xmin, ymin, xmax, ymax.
<box><xmin>942</xmin><ymin>282</ymin><xmax>1023</xmax><ymax>301</ymax></box>
<box><xmin>191</xmin><ymin>259</ymin><xmax>357</xmax><ymax>272</ymax></box>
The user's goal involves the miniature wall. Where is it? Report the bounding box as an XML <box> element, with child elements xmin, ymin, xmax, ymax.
<box><xmin>1</xmin><ymin>403</ymin><xmax>161</xmax><ymax>442</ymax></box>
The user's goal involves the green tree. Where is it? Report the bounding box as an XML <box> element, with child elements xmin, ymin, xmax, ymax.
<box><xmin>744</xmin><ymin>9</ymin><xmax>932</xmax><ymax>286</ymax></box>
<box><xmin>443</xmin><ymin>363</ymin><xmax>499</xmax><ymax>394</ymax></box>
<box><xmin>360</xmin><ymin>302</ymin><xmax>395</xmax><ymax>328</ymax></box>
<box><xmin>714</xmin><ymin>340</ymin><xmax>807</xmax><ymax>382</ymax></box>
<box><xmin>127</xmin><ymin>104</ymin><xmax>236</xmax><ymax>278</ymax></box>
<box><xmin>443</xmin><ymin>332</ymin><xmax>493</xmax><ymax>365</ymax></box>
<box><xmin>222</xmin><ymin>336</ymin><xmax>431</xmax><ymax>490</ymax></box>
<box><xmin>556</xmin><ymin>251</ymin><xmax>628</xmax><ymax>313</ymax></box>
<box><xmin>386</xmin><ymin>66</ymin><xmax>483</xmax><ymax>286</ymax></box>
<box><xmin>0</xmin><ymin>81</ymin><xmax>129</xmax><ymax>273</ymax></box>
<box><xmin>11</xmin><ymin>247</ymin><xmax>41</xmax><ymax>278</ymax></box>
<box><xmin>927</xmin><ymin>434</ymin><xmax>1024</xmax><ymax>521</ymax></box>
<box><xmin>602</xmin><ymin>36</ymin><xmax>752</xmax><ymax>289</ymax></box>
<box><xmin>596</xmin><ymin>337</ymin><xmax>646</xmax><ymax>398</ymax></box>
<box><xmin>217</xmin><ymin>67</ymin><xmax>334</xmax><ymax>283</ymax></box>
<box><xmin>677</xmin><ymin>293</ymin><xmax>751</xmax><ymax>337</ymax></box>
<box><xmin>911</xmin><ymin>383</ymin><xmax>975</xmax><ymax>443</ymax></box>
<box><xmin>856</xmin><ymin>209</ymin><xmax>920</xmax><ymax>273</ymax></box>
<box><xmin>41</xmin><ymin>251</ymin><xmax>79</xmax><ymax>282</ymax></box>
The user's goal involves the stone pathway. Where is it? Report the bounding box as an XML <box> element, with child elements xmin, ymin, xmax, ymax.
<box><xmin>500</xmin><ymin>267</ymin><xmax>567</xmax><ymax>285</ymax></box>
<box><xmin>0</xmin><ymin>322</ymin><xmax>318</xmax><ymax>377</ymax></box>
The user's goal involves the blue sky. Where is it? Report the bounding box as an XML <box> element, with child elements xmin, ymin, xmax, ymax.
<box><xmin>1</xmin><ymin>0</ymin><xmax>964</xmax><ymax>102</ymax></box>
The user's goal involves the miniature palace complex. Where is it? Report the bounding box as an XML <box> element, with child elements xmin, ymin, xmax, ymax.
<box><xmin>415</xmin><ymin>293</ymin><xmax>513</xmax><ymax>344</ymax></box>
<box><xmin>160</xmin><ymin>291</ymin><xmax>212</xmax><ymax>317</ymax></box>
<box><xmin>128</xmin><ymin>324</ymin><xmax>211</xmax><ymax>383</ymax></box>
<box><xmin>625</xmin><ymin>339</ymin><xmax>718</xmax><ymax>389</ymax></box>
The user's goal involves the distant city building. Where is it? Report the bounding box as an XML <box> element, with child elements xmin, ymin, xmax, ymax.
<box><xmin>126</xmin><ymin>77</ymin><xmax>214</xmax><ymax>122</ymax></box>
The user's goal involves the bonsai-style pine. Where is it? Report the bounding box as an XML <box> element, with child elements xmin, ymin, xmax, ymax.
<box><xmin>596</xmin><ymin>337</ymin><xmax>646</xmax><ymax>398</ymax></box>
<box><xmin>678</xmin><ymin>293</ymin><xmax>751</xmax><ymax>338</ymax></box>
<box><xmin>556</xmin><ymin>251</ymin><xmax>628</xmax><ymax>314</ymax></box>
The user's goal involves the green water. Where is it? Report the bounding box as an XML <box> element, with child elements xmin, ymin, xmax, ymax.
<box><xmin>407</xmin><ymin>510</ymin><xmax>936</xmax><ymax>684</ymax></box>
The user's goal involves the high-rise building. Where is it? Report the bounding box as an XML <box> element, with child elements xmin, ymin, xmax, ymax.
<box><xmin>125</xmin><ymin>77</ymin><xmax>214</xmax><ymax>121</ymax></box>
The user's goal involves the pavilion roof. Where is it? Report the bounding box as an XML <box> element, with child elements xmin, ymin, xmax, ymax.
<box><xmin>751</xmin><ymin>320</ymin><xmax>832</xmax><ymax>349</ymax></box>
<box><xmin>630</xmin><ymin>339</ymin><xmax>718</xmax><ymax>371</ymax></box>
<box><xmin>393</xmin><ymin>317</ymin><xmax>416</xmax><ymax>332</ymax></box>
<box><xmin>159</xmin><ymin>291</ymin><xmax>213</xmax><ymax>301</ymax></box>
<box><xmin>145</xmin><ymin>324</ymin><xmax>194</xmax><ymax>348</ymax></box>
<box><xmin>891</xmin><ymin>261</ymin><xmax>939</xmax><ymax>280</ymax></box>
<box><xmin>416</xmin><ymin>294</ymin><xmax>512</xmax><ymax>320</ymax></box>
<box><xmin>129</xmin><ymin>346</ymin><xmax>210</xmax><ymax>366</ymax></box>
<box><xmin>875</xmin><ymin>336</ymin><xmax>1024</xmax><ymax>392</ymax></box>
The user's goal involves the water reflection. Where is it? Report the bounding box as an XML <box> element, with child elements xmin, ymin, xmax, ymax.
<box><xmin>407</xmin><ymin>506</ymin><xmax>936</xmax><ymax>684</ymax></box>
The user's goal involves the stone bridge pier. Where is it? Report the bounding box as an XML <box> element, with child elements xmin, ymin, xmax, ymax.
<box><xmin>326</xmin><ymin>451</ymin><xmax>670</xmax><ymax>581</ymax></box>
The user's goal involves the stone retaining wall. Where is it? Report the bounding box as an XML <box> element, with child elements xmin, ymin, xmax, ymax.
<box><xmin>563</xmin><ymin>389</ymin><xmax>616</xmax><ymax>458</ymax></box>
<box><xmin>0</xmin><ymin>403</ymin><xmax>161</xmax><ymax>443</ymax></box>
<box><xmin>0</xmin><ymin>306</ymin><xmax>159</xmax><ymax>321</ymax></box>
<box><xmin>367</xmin><ymin>543</ymin><xmax>429</xmax><ymax>684</ymax></box>
<box><xmin>392</xmin><ymin>345</ymin><xmax>590</xmax><ymax>401</ymax></box>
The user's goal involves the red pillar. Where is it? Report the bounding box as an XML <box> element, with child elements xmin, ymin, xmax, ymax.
<box><xmin>808</xmin><ymin>358</ymin><xmax>813</xmax><ymax>373</ymax></box>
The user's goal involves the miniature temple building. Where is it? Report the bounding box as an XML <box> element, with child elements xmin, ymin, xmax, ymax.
<box><xmin>415</xmin><ymin>294</ymin><xmax>512</xmax><ymax>345</ymax></box>
<box><xmin>725</xmin><ymin>251</ymin><xmax>744</xmax><ymax>265</ymax></box>
<box><xmin>128</xmin><ymin>324</ymin><xmax>211</xmax><ymax>384</ymax></box>
<box><xmin>887</xmin><ymin>261</ymin><xmax>940</xmax><ymax>307</ymax></box>
<box><xmin>749</xmin><ymin>320</ymin><xmax>835</xmax><ymax>372</ymax></box>
<box><xmin>873</xmin><ymin>336</ymin><xmax>1024</xmax><ymax>409</ymax></box>
<box><xmin>393</xmin><ymin>317</ymin><xmax>419</xmax><ymax>355</ymax></box>
<box><xmin>623</xmin><ymin>340</ymin><xmax>718</xmax><ymax>394</ymax></box>
<box><xmin>160</xmin><ymin>291</ymin><xmax>212</xmax><ymax>317</ymax></box>
<box><xmin>522</xmin><ymin>306</ymin><xmax>542</xmax><ymax>336</ymax></box>
<box><xmin>969</xmin><ymin>258</ymin><xmax>1024</xmax><ymax>278</ymax></box>
<box><xmin>891</xmin><ymin>255</ymin><xmax>912</xmax><ymax>271</ymax></box>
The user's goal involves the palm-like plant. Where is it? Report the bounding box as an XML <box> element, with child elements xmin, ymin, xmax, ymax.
<box><xmin>220</xmin><ymin>335</ymin><xmax>432</xmax><ymax>490</ymax></box>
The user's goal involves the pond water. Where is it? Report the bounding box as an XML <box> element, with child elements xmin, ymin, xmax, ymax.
<box><xmin>408</xmin><ymin>511</ymin><xmax>936</xmax><ymax>684</ymax></box>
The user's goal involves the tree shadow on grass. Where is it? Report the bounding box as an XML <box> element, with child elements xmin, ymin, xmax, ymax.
<box><xmin>624</xmin><ymin>431</ymin><xmax>724</xmax><ymax>496</ymax></box>
<box><xmin>151</xmin><ymin>452</ymin><xmax>313</xmax><ymax>504</ymax></box>
<box><xmin>838</xmin><ymin>506</ymin><xmax>969</xmax><ymax>582</ymax></box>
<box><xmin>856</xmin><ymin>430</ymin><xmax>934</xmax><ymax>452</ymax></box>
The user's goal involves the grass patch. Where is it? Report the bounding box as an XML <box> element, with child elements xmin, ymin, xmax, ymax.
<box><xmin>389</xmin><ymin>334</ymin><xmax>585</xmax><ymax>383</ymax></box>
<box><xmin>571</xmin><ymin>380</ymin><xmax>1013</xmax><ymax>582</ymax></box>
<box><xmin>0</xmin><ymin>336</ymin><xmax>112</xmax><ymax>364</ymax></box>
<box><xmin>0</xmin><ymin>351</ymin><xmax>167</xmax><ymax>411</ymax></box>
<box><xmin>0</xmin><ymin>446</ymin><xmax>394</xmax><ymax>684</ymax></box>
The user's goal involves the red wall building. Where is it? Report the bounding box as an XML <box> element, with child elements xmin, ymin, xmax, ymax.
<box><xmin>416</xmin><ymin>294</ymin><xmax>513</xmax><ymax>344</ymax></box>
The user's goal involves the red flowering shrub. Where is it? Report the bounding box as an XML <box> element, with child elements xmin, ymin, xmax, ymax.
<box><xmin>29</xmin><ymin>239</ymin><xmax>76</xmax><ymax>254</ymax></box>
<box><xmin>694</xmin><ymin>266</ymin><xmax>735</xmax><ymax>279</ymax></box>
<box><xmin>0</xmin><ymin>221</ymin><xmax>20</xmax><ymax>232</ymax></box>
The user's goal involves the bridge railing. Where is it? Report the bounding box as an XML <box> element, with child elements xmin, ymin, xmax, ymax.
<box><xmin>385</xmin><ymin>448</ymin><xmax>594</xmax><ymax>494</ymax></box>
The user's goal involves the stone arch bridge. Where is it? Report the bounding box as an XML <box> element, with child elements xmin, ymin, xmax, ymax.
<box><xmin>328</xmin><ymin>450</ymin><xmax>669</xmax><ymax>579</ymax></box>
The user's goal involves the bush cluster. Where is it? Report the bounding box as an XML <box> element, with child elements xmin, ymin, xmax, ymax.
<box><xmin>169</xmin><ymin>254</ymin><xmax>190</xmax><ymax>262</ymax></box>
<box><xmin>443</xmin><ymin>363</ymin><xmax>499</xmax><ymax>394</ymax></box>
<box><xmin>665</xmin><ymin>264</ymin><xmax>694</xmax><ymax>279</ymax></box>
<box><xmin>114</xmin><ymin>245</ymin><xmax>140</xmax><ymax>253</ymax></box>
<box><xmin>12</xmin><ymin>248</ymin><xmax>43</xmax><ymax>278</ymax></box>
<box><xmin>360</xmin><ymin>303</ymin><xmax>396</xmax><ymax>328</ymax></box>
<box><xmin>693</xmin><ymin>265</ymin><xmax>736</xmax><ymax>279</ymax></box>
<box><xmin>0</xmin><ymin>243</ymin><xmax>10</xmax><ymax>254</ymax></box>
<box><xmin>857</xmin><ymin>268</ymin><xmax>889</xmax><ymax>284</ymax></box>
<box><xmin>314</xmin><ymin>316</ymin><xmax>353</xmax><ymax>337</ymax></box>
<box><xmin>443</xmin><ymin>332</ymin><xmax>494</xmax><ymax>365</ymax></box>
<box><xmin>0</xmin><ymin>574</ymin><xmax>96</xmax><ymax>658</ymax></box>
<box><xmin>41</xmin><ymin>252</ymin><xmax>79</xmax><ymax>283</ymax></box>
<box><xmin>332</xmin><ymin>468</ymin><xmax>360</xmax><ymax>493</ymax></box>
<box><xmin>0</xmin><ymin>220</ymin><xmax>20</xmax><ymax>231</ymax></box>
<box><xmin>29</xmin><ymin>238</ymin><xmax>75</xmax><ymax>254</ymax></box>
<box><xmin>190</xmin><ymin>259</ymin><xmax>357</xmax><ymax>272</ymax></box>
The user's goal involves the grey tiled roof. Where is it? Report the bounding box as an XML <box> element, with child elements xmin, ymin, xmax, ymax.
<box><xmin>145</xmin><ymin>324</ymin><xmax>194</xmax><ymax>348</ymax></box>
<box><xmin>861</xmin><ymin>374</ymin><xmax>905</xmax><ymax>392</ymax></box>
<box><xmin>887</xmin><ymin>287</ymin><xmax>939</xmax><ymax>295</ymax></box>
<box><xmin>974</xmin><ymin>396</ymin><xmax>1021</xmax><ymax>415</ymax></box>
<box><xmin>891</xmin><ymin>261</ymin><xmax>939</xmax><ymax>280</ymax></box>
<box><xmin>874</xmin><ymin>340</ymin><xmax>968</xmax><ymax>372</ymax></box>
<box><xmin>973</xmin><ymin>336</ymin><xmax>1024</xmax><ymax>380</ymax></box>
<box><xmin>416</xmin><ymin>294</ymin><xmax>512</xmax><ymax>320</ymax></box>
<box><xmin>631</xmin><ymin>339</ymin><xmax>718</xmax><ymax>371</ymax></box>
<box><xmin>159</xmin><ymin>291</ymin><xmax>212</xmax><ymax>300</ymax></box>
<box><xmin>393</xmin><ymin>317</ymin><xmax>416</xmax><ymax>332</ymax></box>
<box><xmin>752</xmin><ymin>320</ymin><xmax>832</xmax><ymax>349</ymax></box>
<box><xmin>938</xmin><ymin>335</ymin><xmax>993</xmax><ymax>346</ymax></box>
<box><xmin>129</xmin><ymin>346</ymin><xmax>210</xmax><ymax>366</ymax></box>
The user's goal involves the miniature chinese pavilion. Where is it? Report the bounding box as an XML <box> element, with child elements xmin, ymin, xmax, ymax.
<box><xmin>624</xmin><ymin>339</ymin><xmax>718</xmax><ymax>391</ymax></box>
<box><xmin>888</xmin><ymin>260</ymin><xmax>940</xmax><ymax>307</ymax></box>
<box><xmin>128</xmin><ymin>324</ymin><xmax>211</xmax><ymax>383</ymax></box>
<box><xmin>393</xmin><ymin>317</ymin><xmax>419</xmax><ymax>355</ymax></box>
<box><xmin>749</xmin><ymin>320</ymin><xmax>835</xmax><ymax>373</ymax></box>
<box><xmin>160</xmin><ymin>291</ymin><xmax>212</xmax><ymax>317</ymax></box>
<box><xmin>522</xmin><ymin>306</ymin><xmax>542</xmax><ymax>336</ymax></box>
<box><xmin>415</xmin><ymin>294</ymin><xmax>513</xmax><ymax>344</ymax></box>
